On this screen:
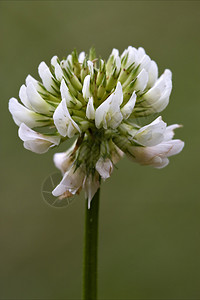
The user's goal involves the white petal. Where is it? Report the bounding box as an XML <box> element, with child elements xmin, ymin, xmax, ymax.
<box><xmin>152</xmin><ymin>72</ymin><xmax>172</xmax><ymax>112</ymax></box>
<box><xmin>163</xmin><ymin>124</ymin><xmax>182</xmax><ymax>141</ymax></box>
<box><xmin>134</xmin><ymin>69</ymin><xmax>149</xmax><ymax>92</ymax></box>
<box><xmin>163</xmin><ymin>139</ymin><xmax>184</xmax><ymax>157</ymax></box>
<box><xmin>115</xmin><ymin>56</ymin><xmax>121</xmax><ymax>74</ymax></box>
<box><xmin>145</xmin><ymin>86</ymin><xmax>162</xmax><ymax>102</ymax></box>
<box><xmin>127</xmin><ymin>139</ymin><xmax>184</xmax><ymax>168</ymax></box>
<box><xmin>139</xmin><ymin>54</ymin><xmax>151</xmax><ymax>72</ymax></box>
<box><xmin>95</xmin><ymin>157</ymin><xmax>113</xmax><ymax>179</ymax></box>
<box><xmin>111</xmin><ymin>144</ymin><xmax>124</xmax><ymax>164</ymax></box>
<box><xmin>134</xmin><ymin>116</ymin><xmax>167</xmax><ymax>146</ymax></box>
<box><xmin>145</xmin><ymin>71</ymin><xmax>168</xmax><ymax>100</ymax></box>
<box><xmin>26</xmin><ymin>75</ymin><xmax>38</xmax><ymax>87</ymax></box>
<box><xmin>63</xmin><ymin>54</ymin><xmax>73</xmax><ymax>70</ymax></box>
<box><xmin>60</xmin><ymin>79</ymin><xmax>75</xmax><ymax>106</ymax></box>
<box><xmin>95</xmin><ymin>82</ymin><xmax>123</xmax><ymax>129</ymax></box>
<box><xmin>95</xmin><ymin>94</ymin><xmax>113</xmax><ymax>129</ymax></box>
<box><xmin>121</xmin><ymin>91</ymin><xmax>136</xmax><ymax>119</ymax></box>
<box><xmin>82</xmin><ymin>75</ymin><xmax>92</xmax><ymax>100</ymax></box>
<box><xmin>26</xmin><ymin>82</ymin><xmax>54</xmax><ymax>114</ymax></box>
<box><xmin>38</xmin><ymin>61</ymin><xmax>57</xmax><ymax>93</ymax></box>
<box><xmin>111</xmin><ymin>48</ymin><xmax>119</xmax><ymax>58</ymax></box>
<box><xmin>142</xmin><ymin>69</ymin><xmax>172</xmax><ymax>112</ymax></box>
<box><xmin>86</xmin><ymin>97</ymin><xmax>95</xmax><ymax>120</ymax></box>
<box><xmin>147</xmin><ymin>60</ymin><xmax>158</xmax><ymax>87</ymax></box>
<box><xmin>18</xmin><ymin>123</ymin><xmax>60</xmax><ymax>153</ymax></box>
<box><xmin>53</xmin><ymin>142</ymin><xmax>76</xmax><ymax>173</ymax></box>
<box><xmin>78</xmin><ymin>52</ymin><xmax>85</xmax><ymax>63</ymax></box>
<box><xmin>137</xmin><ymin>47</ymin><xmax>146</xmax><ymax>61</ymax></box>
<box><xmin>87</xmin><ymin>60</ymin><xmax>94</xmax><ymax>78</ymax></box>
<box><xmin>121</xmin><ymin>47</ymin><xmax>128</xmax><ymax>58</ymax></box>
<box><xmin>25</xmin><ymin>75</ymin><xmax>44</xmax><ymax>93</ymax></box>
<box><xmin>110</xmin><ymin>49</ymin><xmax>121</xmax><ymax>73</ymax></box>
<box><xmin>52</xmin><ymin>166</ymin><xmax>85</xmax><ymax>197</ymax></box>
<box><xmin>67</xmin><ymin>121</ymin><xmax>78</xmax><ymax>138</ymax></box>
<box><xmin>55</xmin><ymin>63</ymin><xmax>64</xmax><ymax>81</ymax></box>
<box><xmin>53</xmin><ymin>98</ymin><xmax>81</xmax><ymax>137</ymax></box>
<box><xmin>19</xmin><ymin>85</ymin><xmax>33</xmax><ymax>109</ymax></box>
<box><xmin>111</xmin><ymin>81</ymin><xmax>123</xmax><ymax>106</ymax></box>
<box><xmin>54</xmin><ymin>152</ymin><xmax>68</xmax><ymax>172</ymax></box>
<box><xmin>151</xmin><ymin>156</ymin><xmax>169</xmax><ymax>168</ymax></box>
<box><xmin>8</xmin><ymin>98</ymin><xmax>51</xmax><ymax>128</ymax></box>
<box><xmin>83</xmin><ymin>173</ymin><xmax>100</xmax><ymax>209</ymax></box>
<box><xmin>51</xmin><ymin>55</ymin><xmax>58</xmax><ymax>67</ymax></box>
<box><xmin>125</xmin><ymin>46</ymin><xmax>138</xmax><ymax>68</ymax></box>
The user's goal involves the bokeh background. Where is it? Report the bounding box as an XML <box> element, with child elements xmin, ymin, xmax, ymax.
<box><xmin>0</xmin><ymin>1</ymin><xmax>199</xmax><ymax>299</ymax></box>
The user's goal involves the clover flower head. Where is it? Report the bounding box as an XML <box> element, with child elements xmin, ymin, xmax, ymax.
<box><xmin>9</xmin><ymin>46</ymin><xmax>184</xmax><ymax>207</ymax></box>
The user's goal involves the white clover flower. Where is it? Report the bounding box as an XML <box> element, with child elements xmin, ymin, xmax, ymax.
<box><xmin>8</xmin><ymin>47</ymin><xmax>184</xmax><ymax>207</ymax></box>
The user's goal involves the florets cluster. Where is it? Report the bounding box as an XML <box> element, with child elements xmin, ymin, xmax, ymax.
<box><xmin>9</xmin><ymin>47</ymin><xmax>184</xmax><ymax>207</ymax></box>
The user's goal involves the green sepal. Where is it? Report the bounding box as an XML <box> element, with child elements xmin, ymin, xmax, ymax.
<box><xmin>89</xmin><ymin>47</ymin><xmax>96</xmax><ymax>61</ymax></box>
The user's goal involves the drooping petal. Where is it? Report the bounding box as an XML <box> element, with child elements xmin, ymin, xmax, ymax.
<box><xmin>8</xmin><ymin>98</ymin><xmax>51</xmax><ymax>128</ymax></box>
<box><xmin>83</xmin><ymin>173</ymin><xmax>100</xmax><ymax>209</ymax></box>
<box><xmin>95</xmin><ymin>157</ymin><xmax>113</xmax><ymax>179</ymax></box>
<box><xmin>163</xmin><ymin>139</ymin><xmax>185</xmax><ymax>157</ymax></box>
<box><xmin>53</xmin><ymin>141</ymin><xmax>77</xmax><ymax>174</ymax></box>
<box><xmin>127</xmin><ymin>139</ymin><xmax>184</xmax><ymax>168</ymax></box>
<box><xmin>53</xmin><ymin>98</ymin><xmax>81</xmax><ymax>138</ymax></box>
<box><xmin>110</xmin><ymin>143</ymin><xmax>124</xmax><ymax>164</ymax></box>
<box><xmin>18</xmin><ymin>123</ymin><xmax>60</xmax><ymax>153</ymax></box>
<box><xmin>52</xmin><ymin>165</ymin><xmax>85</xmax><ymax>197</ymax></box>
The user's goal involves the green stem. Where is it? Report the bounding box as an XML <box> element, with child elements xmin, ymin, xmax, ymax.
<box><xmin>83</xmin><ymin>188</ymin><xmax>100</xmax><ymax>300</ymax></box>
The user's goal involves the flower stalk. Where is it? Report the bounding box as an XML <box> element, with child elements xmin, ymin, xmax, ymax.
<box><xmin>83</xmin><ymin>187</ymin><xmax>100</xmax><ymax>300</ymax></box>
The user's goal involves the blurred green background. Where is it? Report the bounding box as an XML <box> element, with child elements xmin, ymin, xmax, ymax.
<box><xmin>0</xmin><ymin>1</ymin><xmax>199</xmax><ymax>299</ymax></box>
